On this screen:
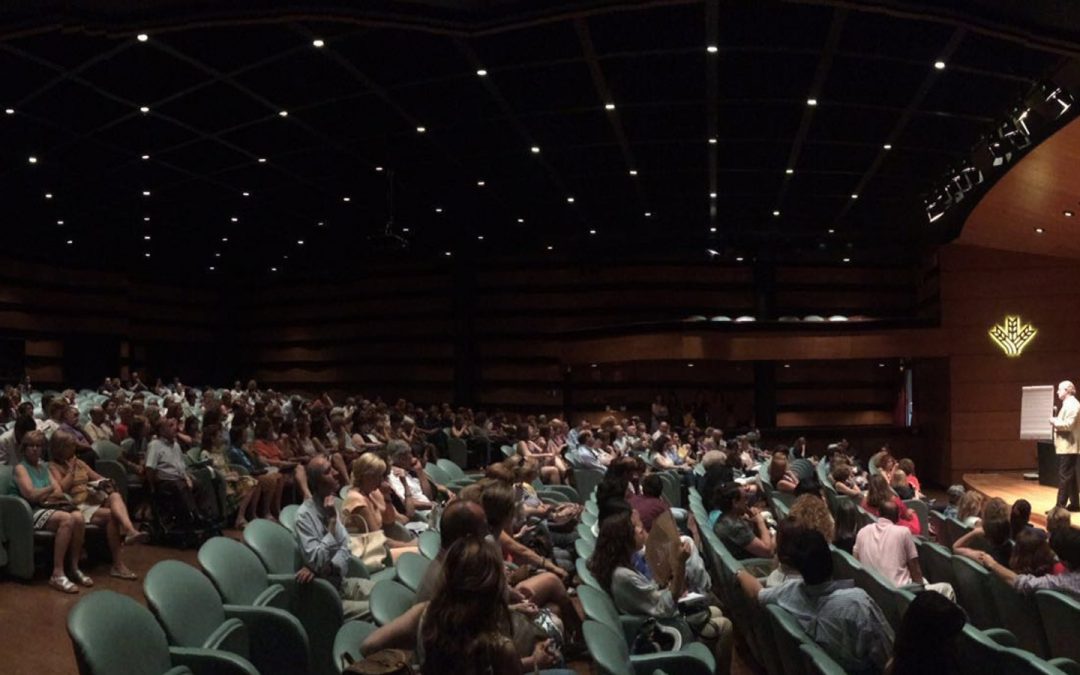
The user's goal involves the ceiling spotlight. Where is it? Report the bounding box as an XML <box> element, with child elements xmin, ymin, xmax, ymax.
<box><xmin>56</xmin><ymin>220</ymin><xmax>64</xmax><ymax>225</ymax></box>
<box><xmin>934</xmin><ymin>60</ymin><xmax>946</xmax><ymax>70</ymax></box>
<box><xmin>317</xmin><ymin>221</ymin><xmax>324</xmax><ymax>227</ymax></box>
<box><xmin>629</xmin><ymin>169</ymin><xmax>638</xmax><ymax>176</ymax></box>
<box><xmin>589</xmin><ymin>229</ymin><xmax>597</xmax><ymax>235</ymax></box>
<box><xmin>785</xmin><ymin>168</ymin><xmax>794</xmax><ymax>175</ymax></box>
<box><xmin>282</xmin><ymin>255</ymin><xmax>289</xmax><ymax>260</ymax></box>
<box><xmin>257</xmin><ymin>157</ymin><xmax>267</xmax><ymax>163</ymax></box>
<box><xmin>435</xmin><ymin>207</ymin><xmax>443</xmax><ymax>213</ymax></box>
<box><xmin>516</xmin><ymin>218</ymin><xmax>524</xmax><ymax>223</ymax></box>
<box><xmin>312</xmin><ymin>38</ymin><xmax>325</xmax><ymax>48</ymax></box>
<box><xmin>144</xmin><ymin>252</ymin><xmax>151</xmax><ymax>258</ymax></box>
<box><xmin>139</xmin><ymin>106</ymin><xmax>149</xmax><ymax>113</ymax></box>
<box><xmin>735</xmin><ymin>256</ymin><xmax>744</xmax><ymax>262</ymax></box>
<box><xmin>827</xmin><ymin>228</ymin><xmax>835</xmax><ymax>234</ymax></box>
<box><xmin>476</xmin><ymin>69</ymin><xmax>488</xmax><ymax>77</ymax></box>
<box><xmin>27</xmin><ymin>156</ymin><xmax>37</xmax><ymax>164</ymax></box>
<box><xmin>708</xmin><ymin>137</ymin><xmax>717</xmax><ymax>144</ymax></box>
<box><xmin>1035</xmin><ymin>227</ymin><xmax>1045</xmax><ymax>234</ymax></box>
<box><xmin>44</xmin><ymin>192</ymin><xmax>52</xmax><ymax>199</ymax></box>
<box><xmin>66</xmin><ymin>239</ymin><xmax>73</xmax><ymax>245</ymax></box>
<box><xmin>375</xmin><ymin>166</ymin><xmax>384</xmax><ymax>172</ymax></box>
<box><xmin>144</xmin><ymin>235</ymin><xmax>151</xmax><ymax>240</ymax></box>
<box><xmin>136</xmin><ymin>33</ymin><xmax>148</xmax><ymax>42</ymax></box>
<box><xmin>706</xmin><ymin>248</ymin><xmax>719</xmax><ymax>257</ymax></box>
<box><xmin>141</xmin><ymin>154</ymin><xmax>150</xmax><ymax>160</ymax></box>
<box><xmin>644</xmin><ymin>211</ymin><xmax>652</xmax><ymax>217</ymax></box>
<box><xmin>402</xmin><ymin>227</ymin><xmax>409</xmax><ymax>233</ymax></box>
<box><xmin>1065</xmin><ymin>210</ymin><xmax>1075</xmax><ymax>217</ymax></box>
<box><xmin>709</xmin><ymin>192</ymin><xmax>717</xmax><ymax>199</ymax></box>
<box><xmin>604</xmin><ymin>103</ymin><xmax>615</xmax><ymax>111</ymax></box>
<box><xmin>416</xmin><ymin>126</ymin><xmax>426</xmax><ymax>133</ymax></box>
<box><xmin>242</xmin><ymin>191</ymin><xmax>250</xmax><ymax>197</ymax></box>
<box><xmin>566</xmin><ymin>196</ymin><xmax>575</xmax><ymax>203</ymax></box>
<box><xmin>230</xmin><ymin>216</ymin><xmax>238</xmax><ymax>222</ymax></box>
<box><xmin>850</xmin><ymin>194</ymin><xmax>859</xmax><ymax>199</ymax></box>
<box><xmin>477</xmin><ymin>180</ymin><xmax>485</xmax><ymax>187</ymax></box>
<box><xmin>475</xmin><ymin>235</ymin><xmax>484</xmax><ymax>241</ymax></box>
<box><xmin>773</xmin><ymin>210</ymin><xmax>780</xmax><ymax>216</ymax></box>
<box><xmin>530</xmin><ymin>146</ymin><xmax>540</xmax><ymax>154</ymax></box>
<box><xmin>215</xmin><ymin>252</ymin><xmax>221</xmax><ymax>257</ymax></box>
<box><xmin>883</xmin><ymin>143</ymin><xmax>892</xmax><ymax>150</ymax></box>
<box><xmin>842</xmin><ymin>257</ymin><xmax>851</xmax><ymax>263</ymax></box>
<box><xmin>4</xmin><ymin>108</ymin><xmax>13</xmax><ymax>115</ymax></box>
<box><xmin>706</xmin><ymin>45</ymin><xmax>718</xmax><ymax>54</ymax></box>
<box><xmin>221</xmin><ymin>237</ymin><xmax>229</xmax><ymax>242</ymax></box>
<box><xmin>142</xmin><ymin>190</ymin><xmax>151</xmax><ymax>196</ymax></box>
<box><xmin>546</xmin><ymin>245</ymin><xmax>554</xmax><ymax>251</ymax></box>
<box><xmin>342</xmin><ymin>196</ymin><xmax>351</xmax><ymax>202</ymax></box>
<box><xmin>278</xmin><ymin>110</ymin><xmax>288</xmax><ymax>117</ymax></box>
<box><xmin>144</xmin><ymin>216</ymin><xmax>150</xmax><ymax>222</ymax></box>
<box><xmin>444</xmin><ymin>251</ymin><xmax>452</xmax><ymax>257</ymax></box>
<box><xmin>209</xmin><ymin>266</ymin><xmax>216</xmax><ymax>271</ymax></box>
<box><xmin>709</xmin><ymin>227</ymin><xmax>717</xmax><ymax>233</ymax></box>
<box><xmin>806</xmin><ymin>98</ymin><xmax>818</xmax><ymax>106</ymax></box>
<box><xmin>271</xmin><ymin>267</ymin><xmax>278</xmax><ymax>272</ymax></box>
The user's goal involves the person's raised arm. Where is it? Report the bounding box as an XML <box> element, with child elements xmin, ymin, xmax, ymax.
<box><xmin>735</xmin><ymin>567</ymin><xmax>763</xmax><ymax>601</ymax></box>
<box><xmin>14</xmin><ymin>464</ymin><xmax>57</xmax><ymax>503</ymax></box>
<box><xmin>906</xmin><ymin>557</ymin><xmax>925</xmax><ymax>584</ymax></box>
<box><xmin>744</xmin><ymin>511</ymin><xmax>775</xmax><ymax>558</ymax></box>
<box><xmin>979</xmin><ymin>550</ymin><xmax>1018</xmax><ymax>585</ymax></box>
<box><xmin>952</xmin><ymin>527</ymin><xmax>987</xmax><ymax>561</ymax></box>
<box><xmin>361</xmin><ymin>602</ymin><xmax>426</xmax><ymax>656</ymax></box>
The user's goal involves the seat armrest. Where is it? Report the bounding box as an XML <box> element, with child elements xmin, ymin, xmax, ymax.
<box><xmin>0</xmin><ymin>495</ymin><xmax>36</xmax><ymax>579</ymax></box>
<box><xmin>983</xmin><ymin>628</ymin><xmax>1018</xmax><ymax>648</ymax></box>
<box><xmin>168</xmin><ymin>646</ymin><xmax>260</xmax><ymax>675</ymax></box>
<box><xmin>223</xmin><ymin>604</ymin><xmax>310</xmax><ymax>675</ymax></box>
<box><xmin>253</xmin><ymin>581</ymin><xmax>291</xmax><ymax>611</ymax></box>
<box><xmin>1050</xmin><ymin>658</ymin><xmax>1080</xmax><ymax>675</ymax></box>
<box><xmin>630</xmin><ymin>646</ymin><xmax>716</xmax><ymax>675</ymax></box>
<box><xmin>202</xmin><ymin>617</ymin><xmax>249</xmax><ymax>657</ymax></box>
<box><xmin>618</xmin><ymin>615</ymin><xmax>648</xmax><ymax>645</ymax></box>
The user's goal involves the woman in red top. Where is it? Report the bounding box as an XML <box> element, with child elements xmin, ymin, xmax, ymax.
<box><xmin>252</xmin><ymin>418</ymin><xmax>309</xmax><ymax>501</ymax></box>
<box><xmin>863</xmin><ymin>474</ymin><xmax>921</xmax><ymax>536</ymax></box>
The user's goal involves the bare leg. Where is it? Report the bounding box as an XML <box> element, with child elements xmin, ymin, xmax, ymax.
<box><xmin>273</xmin><ymin>474</ymin><xmax>286</xmax><ymax>517</ymax></box>
<box><xmin>331</xmin><ymin>452</ymin><xmax>350</xmax><ymax>482</ymax></box>
<box><xmin>106</xmin><ymin>492</ymin><xmax>139</xmax><ymax>536</ymax></box>
<box><xmin>540</xmin><ymin>466</ymin><xmax>560</xmax><ymax>485</ymax></box>
<box><xmin>48</xmin><ymin>512</ymin><xmax>74</xmax><ymax>579</ymax></box>
<box><xmin>92</xmin><ymin>508</ymin><xmax>126</xmax><ymax>572</ymax></box>
<box><xmin>68</xmin><ymin>515</ymin><xmax>86</xmax><ymax>574</ymax></box>
<box><xmin>258</xmin><ymin>476</ymin><xmax>276</xmax><ymax>518</ymax></box>
<box><xmin>295</xmin><ymin>464</ymin><xmax>311</xmax><ymax>501</ymax></box>
<box><xmin>235</xmin><ymin>485</ymin><xmax>258</xmax><ymax>528</ymax></box>
<box><xmin>516</xmin><ymin>572</ymin><xmax>582</xmax><ymax>639</ymax></box>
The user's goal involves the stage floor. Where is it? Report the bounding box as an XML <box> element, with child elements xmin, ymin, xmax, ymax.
<box><xmin>963</xmin><ymin>472</ymin><xmax>1062</xmax><ymax>529</ymax></box>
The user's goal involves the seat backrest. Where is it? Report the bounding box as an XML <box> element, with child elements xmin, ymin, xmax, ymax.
<box><xmin>92</xmin><ymin>440</ymin><xmax>123</xmax><ymax>461</ymax></box>
<box><xmin>395</xmin><ymin>552</ymin><xmax>431</xmax><ymax>592</ymax></box>
<box><xmin>956</xmin><ymin>624</ymin><xmax>1010</xmax><ymax>675</ymax></box>
<box><xmin>766</xmin><ymin>604</ymin><xmax>812</xmax><ymax>675</ymax></box>
<box><xmin>418</xmin><ymin>530</ymin><xmax>441</xmax><ymax>559</ymax></box>
<box><xmin>945</xmin><ymin>517</ymin><xmax>971</xmax><ymax>548</ymax></box>
<box><xmin>576</xmin><ymin>557</ymin><xmax>603</xmax><ymax>591</ymax></box>
<box><xmin>144</xmin><ymin>560</ymin><xmax>228</xmax><ymax>648</ymax></box>
<box><xmin>903</xmin><ymin>499</ymin><xmax>929</xmax><ymax>537</ymax></box>
<box><xmin>578</xmin><ymin>585</ymin><xmax>622</xmax><ymax>632</ymax></box>
<box><xmin>800</xmin><ymin>642</ymin><xmax>847</xmax><ymax>675</ymax></box>
<box><xmin>929</xmin><ymin>510</ymin><xmax>947</xmax><ymax>544</ymax></box>
<box><xmin>830</xmin><ymin>547</ymin><xmax>862</xmax><ymax>582</ymax></box>
<box><xmin>1036</xmin><ymin>590</ymin><xmax>1080</xmax><ymax>663</ymax></box>
<box><xmin>576</xmin><ymin>537</ymin><xmax>595</xmax><ymax>560</ymax></box>
<box><xmin>198</xmin><ymin>536</ymin><xmax>271</xmax><ymax>606</ymax></box>
<box><xmin>423</xmin><ymin>463</ymin><xmax>452</xmax><ymax>487</ymax></box>
<box><xmin>573</xmin><ymin>469</ymin><xmax>605</xmax><ymax>505</ymax></box>
<box><xmin>915</xmin><ymin>539</ymin><xmax>955</xmax><ymax>587</ymax></box>
<box><xmin>446</xmin><ymin>437</ymin><xmax>468</xmax><ymax>469</ymax></box>
<box><xmin>279</xmin><ymin>504</ymin><xmax>301</xmax><ymax>532</ymax></box>
<box><xmin>369</xmin><ymin>580</ymin><xmax>417</xmax><ymax>627</ymax></box>
<box><xmin>577</xmin><ymin>522</ymin><xmax>596</xmax><ymax>543</ymax></box>
<box><xmin>658</xmin><ymin>471</ymin><xmax>680</xmax><ymax>508</ymax></box>
<box><xmin>435</xmin><ymin>458</ymin><xmax>466</xmax><ymax>481</ymax></box>
<box><xmin>951</xmin><ymin>555</ymin><xmax>999</xmax><ymax>629</ymax></box>
<box><xmin>987</xmin><ymin>573</ymin><xmax>1049</xmax><ymax>658</ymax></box>
<box><xmin>857</xmin><ymin>564</ymin><xmax>905</xmax><ymax>631</ymax></box>
<box><xmin>68</xmin><ymin>590</ymin><xmax>176</xmax><ymax>675</ymax></box>
<box><xmin>332</xmin><ymin>620</ymin><xmax>378</xmax><ymax>674</ymax></box>
<box><xmin>243</xmin><ymin>518</ymin><xmax>303</xmax><ymax>575</ymax></box>
<box><xmin>0</xmin><ymin>465</ymin><xmax>14</xmax><ymax>495</ymax></box>
<box><xmin>583</xmin><ymin>620</ymin><xmax>633</xmax><ymax>675</ymax></box>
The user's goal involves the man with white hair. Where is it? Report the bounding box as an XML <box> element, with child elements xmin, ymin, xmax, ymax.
<box><xmin>1052</xmin><ymin>380</ymin><xmax>1080</xmax><ymax>511</ymax></box>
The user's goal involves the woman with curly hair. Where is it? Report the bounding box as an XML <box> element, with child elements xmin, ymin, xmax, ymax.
<box><xmin>863</xmin><ymin>474</ymin><xmax>921</xmax><ymax>536</ymax></box>
<box><xmin>789</xmin><ymin>493</ymin><xmax>835</xmax><ymax>542</ymax></box>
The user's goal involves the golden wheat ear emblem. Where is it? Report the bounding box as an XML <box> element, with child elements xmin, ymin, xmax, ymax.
<box><xmin>988</xmin><ymin>315</ymin><xmax>1037</xmax><ymax>357</ymax></box>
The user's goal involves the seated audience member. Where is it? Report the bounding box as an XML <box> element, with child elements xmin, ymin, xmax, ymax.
<box><xmin>650</xmin><ymin>434</ymin><xmax>694</xmax><ymax>472</ymax></box>
<box><xmin>697</xmin><ymin>450</ymin><xmax>733</xmax><ymax>510</ymax></box>
<box><xmin>977</xmin><ymin>527</ymin><xmax>1080</xmax><ymax>599</ymax></box>
<box><xmin>514</xmin><ymin>424</ymin><xmax>563</xmax><ymax>485</ymax></box>
<box><xmin>863</xmin><ymin>474</ymin><xmax>921</xmax><ymax>536</ymax></box>
<box><xmin>956</xmin><ymin>490</ymin><xmax>985</xmax><ymax>528</ymax></box>
<box><xmin>953</xmin><ymin>497</ymin><xmax>1013</xmax><ymax>567</ymax></box>
<box><xmin>737</xmin><ymin>527</ymin><xmax>894</xmax><ymax>675</ymax></box>
<box><xmin>830</xmin><ymin>463</ymin><xmax>862</xmax><ymax>498</ymax></box>
<box><xmin>896</xmin><ymin>458</ymin><xmax>923</xmax><ymax>497</ymax></box>
<box><xmin>832</xmin><ymin>498</ymin><xmax>861</xmax><ymax>554</ymax></box>
<box><xmin>588</xmin><ymin>510</ymin><xmax>732</xmax><ymax>671</ymax></box>
<box><xmin>627</xmin><ymin>473</ymin><xmax>669</xmax><ymax>532</ymax></box>
<box><xmin>415</xmin><ymin>500</ymin><xmax>491</xmax><ymax>601</ymax></box>
<box><xmin>884</xmin><ymin>590</ymin><xmax>966</xmax><ymax>675</ymax></box>
<box><xmin>1010</xmin><ymin>499</ymin><xmax>1033</xmax><ymax>540</ymax></box>
<box><xmin>38</xmin><ymin>399</ymin><xmax>64</xmax><ymax>438</ymax></box>
<box><xmin>573</xmin><ymin>431</ymin><xmax>609</xmax><ymax>472</ymax></box>
<box><xmin>48</xmin><ymin>430</ymin><xmax>146</xmax><ymax>580</ymax></box>
<box><xmin>1047</xmin><ymin>505</ymin><xmax>1072</xmax><ymax>537</ymax></box>
<box><xmin>768</xmin><ymin>448</ymin><xmax>800</xmax><ymax>493</ymax></box>
<box><xmin>855</xmin><ymin>501</ymin><xmax>955</xmax><ymax>599</ymax></box>
<box><xmin>713</xmin><ymin>484</ymin><xmax>775</xmax><ymax>561</ymax></box>
<box><xmin>890</xmin><ymin>470</ymin><xmax>915</xmax><ymax>500</ymax></box>
<box><xmin>942</xmin><ymin>485</ymin><xmax>965</xmax><ymax>519</ymax></box>
<box><xmin>58</xmin><ymin>405</ymin><xmax>97</xmax><ymax>468</ymax></box>
<box><xmin>145</xmin><ymin>418</ymin><xmax>219</xmax><ymax>526</ymax></box>
<box><xmin>294</xmin><ymin>454</ymin><xmax>375</xmax><ymax>618</ymax></box>
<box><xmin>789</xmin><ymin>493</ymin><xmax>835</xmax><ymax>543</ymax></box>
<box><xmin>1009</xmin><ymin>527</ymin><xmax>1058</xmax><ymax>576</ymax></box>
<box><xmin>201</xmin><ymin>427</ymin><xmax>261</xmax><ymax>530</ymax></box>
<box><xmin>764</xmin><ymin>518</ymin><xmax>805</xmax><ymax>587</ymax></box>
<box><xmin>9</xmin><ymin>431</ymin><xmax>90</xmax><ymax>593</ymax></box>
<box><xmin>252</xmin><ymin>417</ymin><xmax>309</xmax><ymax>501</ymax></box>
<box><xmin>83</xmin><ymin>406</ymin><xmax>114</xmax><ymax>444</ymax></box>
<box><xmin>385</xmin><ymin>439</ymin><xmax>437</xmax><ymax>513</ymax></box>
<box><xmin>343</xmin><ymin>452</ymin><xmax>419</xmax><ymax>562</ymax></box>
<box><xmin>790</xmin><ymin>436</ymin><xmax>809</xmax><ymax>460</ymax></box>
<box><xmin>0</xmin><ymin>415</ymin><xmax>37</xmax><ymax>465</ymax></box>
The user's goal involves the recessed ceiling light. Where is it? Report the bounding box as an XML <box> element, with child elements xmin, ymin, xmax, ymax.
<box><xmin>142</xmin><ymin>190</ymin><xmax>151</xmax><ymax>196</ymax></box>
<box><xmin>476</xmin><ymin>180</ymin><xmax>485</xmax><ymax>187</ymax></box>
<box><xmin>883</xmin><ymin>144</ymin><xmax>892</xmax><ymax>150</ymax></box>
<box><xmin>144</xmin><ymin>235</ymin><xmax>151</xmax><ymax>240</ymax></box>
<box><xmin>706</xmin><ymin>45</ymin><xmax>718</xmax><ymax>54</ymax></box>
<box><xmin>709</xmin><ymin>192</ymin><xmax>717</xmax><ymax>199</ymax></box>
<box><xmin>215</xmin><ymin>252</ymin><xmax>221</xmax><ymax>257</ymax></box>
<box><xmin>735</xmin><ymin>256</ymin><xmax>744</xmax><ymax>262</ymax></box>
<box><xmin>144</xmin><ymin>253</ymin><xmax>151</xmax><ymax>258</ymax></box>
<box><xmin>27</xmin><ymin>156</ymin><xmax>37</xmax><ymax>164</ymax></box>
<box><xmin>278</xmin><ymin>110</ymin><xmax>288</xmax><ymax>117</ymax></box>
<box><xmin>435</xmin><ymin>207</ymin><xmax>444</xmax><ymax>214</ymax></box>
<box><xmin>476</xmin><ymin>69</ymin><xmax>488</xmax><ymax>77</ymax></box>
<box><xmin>850</xmin><ymin>194</ymin><xmax>859</xmax><ymax>199</ymax></box>
<box><xmin>806</xmin><ymin>98</ymin><xmax>818</xmax><ymax>106</ymax></box>
<box><xmin>708</xmin><ymin>137</ymin><xmax>717</xmax><ymax>144</ymax></box>
<box><xmin>546</xmin><ymin>245</ymin><xmax>554</xmax><ymax>251</ymax></box>
<box><xmin>827</xmin><ymin>228</ymin><xmax>835</xmax><ymax>234</ymax></box>
<box><xmin>271</xmin><ymin>267</ymin><xmax>278</xmax><ymax>272</ymax></box>
<box><xmin>1035</xmin><ymin>227</ymin><xmax>1045</xmax><ymax>234</ymax></box>
<box><xmin>242</xmin><ymin>191</ymin><xmax>250</xmax><ymax>197</ymax></box>
<box><xmin>566</xmin><ymin>196</ymin><xmax>575</xmax><ymax>203</ymax></box>
<box><xmin>604</xmin><ymin>103</ymin><xmax>615</xmax><ymax>111</ymax></box>
<box><xmin>144</xmin><ymin>216</ymin><xmax>150</xmax><ymax>222</ymax></box>
<box><xmin>56</xmin><ymin>220</ymin><xmax>64</xmax><ymax>225</ymax></box>
<box><xmin>136</xmin><ymin>34</ymin><xmax>148</xmax><ymax>42</ymax></box>
<box><xmin>444</xmin><ymin>251</ymin><xmax>452</xmax><ymax>257</ymax></box>
<box><xmin>139</xmin><ymin>106</ymin><xmax>149</xmax><ymax>113</ymax></box>
<box><xmin>1065</xmin><ymin>210</ymin><xmax>1075</xmax><ymax>217</ymax></box>
<box><xmin>772</xmin><ymin>210</ymin><xmax>781</xmax><ymax>217</ymax></box>
<box><xmin>516</xmin><ymin>218</ymin><xmax>524</xmax><ymax>223</ymax></box>
<box><xmin>477</xmin><ymin>235</ymin><xmax>485</xmax><ymax>240</ymax></box>
<box><xmin>4</xmin><ymin>108</ymin><xmax>13</xmax><ymax>115</ymax></box>
<box><xmin>317</xmin><ymin>221</ymin><xmax>325</xmax><ymax>227</ymax></box>
<box><xmin>783</xmin><ymin>363</ymin><xmax>791</xmax><ymax>368</ymax></box>
<box><xmin>282</xmin><ymin>255</ymin><xmax>289</xmax><ymax>260</ymax></box>
<box><xmin>785</xmin><ymin>168</ymin><xmax>794</xmax><ymax>175</ymax></box>
<box><xmin>230</xmin><ymin>216</ymin><xmax>238</xmax><ymax>222</ymax></box>
<box><xmin>530</xmin><ymin>146</ymin><xmax>540</xmax><ymax>154</ymax></box>
<box><xmin>257</xmin><ymin>157</ymin><xmax>267</xmax><ymax>163</ymax></box>
<box><xmin>44</xmin><ymin>192</ymin><xmax>52</xmax><ymax>199</ymax></box>
<box><xmin>375</xmin><ymin>166</ymin><xmax>384</xmax><ymax>172</ymax></box>
<box><xmin>221</xmin><ymin>237</ymin><xmax>229</xmax><ymax>242</ymax></box>
<box><xmin>416</xmin><ymin>126</ymin><xmax>426</xmax><ymax>133</ymax></box>
<box><xmin>589</xmin><ymin>229</ymin><xmax>597</xmax><ymax>235</ymax></box>
<box><xmin>644</xmin><ymin>211</ymin><xmax>652</xmax><ymax>217</ymax></box>
<box><xmin>141</xmin><ymin>154</ymin><xmax>150</xmax><ymax>160</ymax></box>
<box><xmin>842</xmin><ymin>257</ymin><xmax>851</xmax><ymax>263</ymax></box>
<box><xmin>709</xmin><ymin>227</ymin><xmax>717</xmax><ymax>233</ymax></box>
<box><xmin>209</xmin><ymin>266</ymin><xmax>216</xmax><ymax>271</ymax></box>
<box><xmin>296</xmin><ymin>239</ymin><xmax>305</xmax><ymax>245</ymax></box>
<box><xmin>66</xmin><ymin>239</ymin><xmax>73</xmax><ymax>245</ymax></box>
<box><xmin>402</xmin><ymin>227</ymin><xmax>409</xmax><ymax>232</ymax></box>
<box><xmin>342</xmin><ymin>196</ymin><xmax>351</xmax><ymax>202</ymax></box>
<box><xmin>629</xmin><ymin>169</ymin><xmax>638</xmax><ymax>176</ymax></box>
<box><xmin>934</xmin><ymin>60</ymin><xmax>946</xmax><ymax>70</ymax></box>
<box><xmin>312</xmin><ymin>38</ymin><xmax>325</xmax><ymax>48</ymax></box>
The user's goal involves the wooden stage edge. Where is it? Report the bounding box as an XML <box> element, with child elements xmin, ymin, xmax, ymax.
<box><xmin>962</xmin><ymin>472</ymin><xmax>1076</xmax><ymax>530</ymax></box>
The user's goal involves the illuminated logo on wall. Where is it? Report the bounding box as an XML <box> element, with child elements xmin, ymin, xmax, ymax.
<box><xmin>989</xmin><ymin>315</ymin><xmax>1038</xmax><ymax>357</ymax></box>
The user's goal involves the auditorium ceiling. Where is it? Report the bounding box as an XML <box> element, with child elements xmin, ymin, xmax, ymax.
<box><xmin>0</xmin><ymin>0</ymin><xmax>1071</xmax><ymax>278</ymax></box>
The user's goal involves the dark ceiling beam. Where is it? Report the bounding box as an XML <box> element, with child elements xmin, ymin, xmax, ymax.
<box><xmin>829</xmin><ymin>27</ymin><xmax>966</xmax><ymax>228</ymax></box>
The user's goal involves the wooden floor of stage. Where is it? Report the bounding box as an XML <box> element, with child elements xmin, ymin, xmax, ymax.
<box><xmin>963</xmin><ymin>472</ymin><xmax>1067</xmax><ymax>529</ymax></box>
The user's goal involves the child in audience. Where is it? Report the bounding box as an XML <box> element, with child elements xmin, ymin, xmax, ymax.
<box><xmin>956</xmin><ymin>490</ymin><xmax>985</xmax><ymax>527</ymax></box>
<box><xmin>890</xmin><ymin>469</ymin><xmax>915</xmax><ymax>500</ymax></box>
<box><xmin>942</xmin><ymin>485</ymin><xmax>964</xmax><ymax>519</ymax></box>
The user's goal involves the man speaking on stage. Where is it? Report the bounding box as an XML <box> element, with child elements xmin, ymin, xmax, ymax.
<box><xmin>1051</xmin><ymin>380</ymin><xmax>1080</xmax><ymax>512</ymax></box>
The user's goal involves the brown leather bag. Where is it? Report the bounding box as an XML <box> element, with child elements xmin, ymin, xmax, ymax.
<box><xmin>343</xmin><ymin>649</ymin><xmax>415</xmax><ymax>675</ymax></box>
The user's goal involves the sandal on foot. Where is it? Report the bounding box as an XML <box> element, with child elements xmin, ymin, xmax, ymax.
<box><xmin>71</xmin><ymin>569</ymin><xmax>94</xmax><ymax>587</ymax></box>
<box><xmin>50</xmin><ymin>575</ymin><xmax>79</xmax><ymax>594</ymax></box>
<box><xmin>124</xmin><ymin>531</ymin><xmax>150</xmax><ymax>546</ymax></box>
<box><xmin>110</xmin><ymin>567</ymin><xmax>138</xmax><ymax>580</ymax></box>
